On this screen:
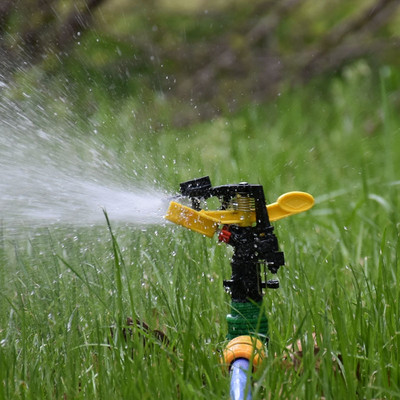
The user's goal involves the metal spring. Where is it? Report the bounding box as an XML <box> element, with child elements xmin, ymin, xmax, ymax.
<box><xmin>234</xmin><ymin>195</ymin><xmax>255</xmax><ymax>211</ymax></box>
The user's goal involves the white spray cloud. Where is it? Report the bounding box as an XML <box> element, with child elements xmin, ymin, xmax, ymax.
<box><xmin>0</xmin><ymin>92</ymin><xmax>168</xmax><ymax>230</ymax></box>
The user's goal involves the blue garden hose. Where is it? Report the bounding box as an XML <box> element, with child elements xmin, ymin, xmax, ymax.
<box><xmin>230</xmin><ymin>358</ymin><xmax>252</xmax><ymax>400</ymax></box>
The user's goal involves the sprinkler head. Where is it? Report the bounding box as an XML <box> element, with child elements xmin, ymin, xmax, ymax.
<box><xmin>165</xmin><ymin>176</ymin><xmax>314</xmax><ymax>302</ymax></box>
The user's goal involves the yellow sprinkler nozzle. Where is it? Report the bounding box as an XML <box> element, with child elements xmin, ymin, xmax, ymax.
<box><xmin>165</xmin><ymin>201</ymin><xmax>219</xmax><ymax>237</ymax></box>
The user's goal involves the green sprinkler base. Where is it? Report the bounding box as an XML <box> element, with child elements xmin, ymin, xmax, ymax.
<box><xmin>226</xmin><ymin>301</ymin><xmax>268</xmax><ymax>341</ymax></box>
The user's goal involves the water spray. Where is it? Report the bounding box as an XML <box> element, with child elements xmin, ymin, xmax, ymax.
<box><xmin>0</xmin><ymin>97</ymin><xmax>167</xmax><ymax>232</ymax></box>
<box><xmin>165</xmin><ymin>176</ymin><xmax>314</xmax><ymax>399</ymax></box>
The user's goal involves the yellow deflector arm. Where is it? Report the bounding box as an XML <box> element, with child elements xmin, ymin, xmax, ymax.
<box><xmin>165</xmin><ymin>191</ymin><xmax>314</xmax><ymax>237</ymax></box>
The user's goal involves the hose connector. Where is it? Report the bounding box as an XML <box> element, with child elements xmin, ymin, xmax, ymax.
<box><xmin>222</xmin><ymin>335</ymin><xmax>265</xmax><ymax>372</ymax></box>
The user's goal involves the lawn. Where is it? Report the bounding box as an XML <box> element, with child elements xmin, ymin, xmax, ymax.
<box><xmin>1</xmin><ymin>62</ymin><xmax>400</xmax><ymax>399</ymax></box>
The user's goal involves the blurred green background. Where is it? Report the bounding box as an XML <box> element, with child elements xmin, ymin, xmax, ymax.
<box><xmin>2</xmin><ymin>0</ymin><xmax>400</xmax><ymax>129</ymax></box>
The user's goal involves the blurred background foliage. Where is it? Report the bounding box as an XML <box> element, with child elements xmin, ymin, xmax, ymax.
<box><xmin>1</xmin><ymin>0</ymin><xmax>400</xmax><ymax>128</ymax></box>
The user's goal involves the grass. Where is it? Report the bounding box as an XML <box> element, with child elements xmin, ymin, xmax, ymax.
<box><xmin>1</xmin><ymin>61</ymin><xmax>400</xmax><ymax>399</ymax></box>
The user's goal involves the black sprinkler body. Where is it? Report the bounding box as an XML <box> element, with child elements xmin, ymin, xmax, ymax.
<box><xmin>178</xmin><ymin>177</ymin><xmax>284</xmax><ymax>303</ymax></box>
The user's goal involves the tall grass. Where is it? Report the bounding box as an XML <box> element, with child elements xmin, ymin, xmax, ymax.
<box><xmin>1</xmin><ymin>62</ymin><xmax>400</xmax><ymax>398</ymax></box>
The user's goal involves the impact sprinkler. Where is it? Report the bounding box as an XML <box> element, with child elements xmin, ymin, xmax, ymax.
<box><xmin>165</xmin><ymin>176</ymin><xmax>314</xmax><ymax>399</ymax></box>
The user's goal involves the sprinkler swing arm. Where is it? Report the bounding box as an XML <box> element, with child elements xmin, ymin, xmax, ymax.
<box><xmin>165</xmin><ymin>176</ymin><xmax>314</xmax><ymax>399</ymax></box>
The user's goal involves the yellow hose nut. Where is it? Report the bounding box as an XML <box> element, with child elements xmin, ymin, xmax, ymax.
<box><xmin>222</xmin><ymin>335</ymin><xmax>265</xmax><ymax>371</ymax></box>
